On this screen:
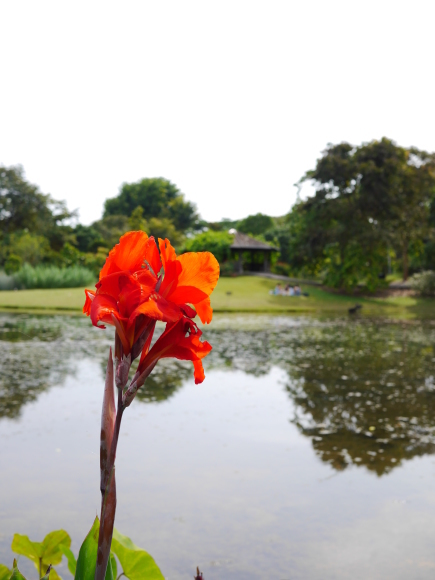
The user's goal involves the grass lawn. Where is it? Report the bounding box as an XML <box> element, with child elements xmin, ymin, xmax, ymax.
<box><xmin>0</xmin><ymin>276</ymin><xmax>433</xmax><ymax>319</ymax></box>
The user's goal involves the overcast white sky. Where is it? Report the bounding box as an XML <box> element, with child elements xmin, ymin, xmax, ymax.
<box><xmin>1</xmin><ymin>0</ymin><xmax>435</xmax><ymax>225</ymax></box>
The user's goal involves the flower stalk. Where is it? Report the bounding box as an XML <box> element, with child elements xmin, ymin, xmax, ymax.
<box><xmin>83</xmin><ymin>231</ymin><xmax>219</xmax><ymax>577</ymax></box>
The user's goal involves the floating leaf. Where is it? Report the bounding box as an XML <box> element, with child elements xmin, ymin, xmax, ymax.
<box><xmin>74</xmin><ymin>517</ymin><xmax>113</xmax><ymax>580</ymax></box>
<box><xmin>111</xmin><ymin>529</ymin><xmax>164</xmax><ymax>580</ymax></box>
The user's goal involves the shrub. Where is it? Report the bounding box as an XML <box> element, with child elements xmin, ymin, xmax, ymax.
<box><xmin>184</xmin><ymin>231</ymin><xmax>233</xmax><ymax>263</ymax></box>
<box><xmin>409</xmin><ymin>270</ymin><xmax>435</xmax><ymax>296</ymax></box>
<box><xmin>272</xmin><ymin>262</ymin><xmax>291</xmax><ymax>276</ymax></box>
<box><xmin>13</xmin><ymin>264</ymin><xmax>96</xmax><ymax>289</ymax></box>
<box><xmin>4</xmin><ymin>254</ymin><xmax>22</xmax><ymax>275</ymax></box>
<box><xmin>6</xmin><ymin>231</ymin><xmax>50</xmax><ymax>265</ymax></box>
<box><xmin>219</xmin><ymin>260</ymin><xmax>238</xmax><ymax>276</ymax></box>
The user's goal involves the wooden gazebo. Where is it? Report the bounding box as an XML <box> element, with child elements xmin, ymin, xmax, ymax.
<box><xmin>230</xmin><ymin>231</ymin><xmax>278</xmax><ymax>274</ymax></box>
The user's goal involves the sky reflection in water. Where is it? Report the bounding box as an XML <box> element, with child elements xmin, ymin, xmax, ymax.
<box><xmin>1</xmin><ymin>313</ymin><xmax>435</xmax><ymax>579</ymax></box>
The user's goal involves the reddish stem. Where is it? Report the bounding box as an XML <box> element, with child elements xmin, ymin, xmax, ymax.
<box><xmin>96</xmin><ymin>387</ymin><xmax>125</xmax><ymax>579</ymax></box>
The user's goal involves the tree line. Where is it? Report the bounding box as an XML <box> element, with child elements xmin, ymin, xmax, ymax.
<box><xmin>0</xmin><ymin>168</ymin><xmax>199</xmax><ymax>277</ymax></box>
<box><xmin>1</xmin><ymin>136</ymin><xmax>435</xmax><ymax>290</ymax></box>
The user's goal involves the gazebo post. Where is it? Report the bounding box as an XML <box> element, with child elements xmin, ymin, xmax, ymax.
<box><xmin>238</xmin><ymin>251</ymin><xmax>243</xmax><ymax>274</ymax></box>
<box><xmin>264</xmin><ymin>251</ymin><xmax>269</xmax><ymax>273</ymax></box>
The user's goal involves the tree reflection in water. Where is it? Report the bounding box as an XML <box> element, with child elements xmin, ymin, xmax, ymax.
<box><xmin>283</xmin><ymin>321</ymin><xmax>435</xmax><ymax>475</ymax></box>
<box><xmin>1</xmin><ymin>313</ymin><xmax>435</xmax><ymax>475</ymax></box>
<box><xmin>205</xmin><ymin>318</ymin><xmax>435</xmax><ymax>475</ymax></box>
<box><xmin>0</xmin><ymin>314</ymin><xmax>111</xmax><ymax>419</ymax></box>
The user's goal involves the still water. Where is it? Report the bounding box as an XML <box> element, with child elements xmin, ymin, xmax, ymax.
<box><xmin>1</xmin><ymin>313</ymin><xmax>435</xmax><ymax>579</ymax></box>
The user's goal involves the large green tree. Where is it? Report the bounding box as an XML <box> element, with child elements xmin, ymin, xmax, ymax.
<box><xmin>103</xmin><ymin>177</ymin><xmax>198</xmax><ymax>232</ymax></box>
<box><xmin>0</xmin><ymin>166</ymin><xmax>76</xmax><ymax>266</ymax></box>
<box><xmin>291</xmin><ymin>138</ymin><xmax>435</xmax><ymax>287</ymax></box>
<box><xmin>0</xmin><ymin>165</ymin><xmax>72</xmax><ymax>235</ymax></box>
<box><xmin>237</xmin><ymin>213</ymin><xmax>274</xmax><ymax>236</ymax></box>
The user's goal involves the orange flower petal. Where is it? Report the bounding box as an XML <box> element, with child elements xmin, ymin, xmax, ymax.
<box><xmin>128</xmin><ymin>294</ymin><xmax>182</xmax><ymax>325</ymax></box>
<box><xmin>159</xmin><ymin>258</ymin><xmax>182</xmax><ymax>298</ymax></box>
<box><xmin>118</xmin><ymin>277</ymin><xmax>144</xmax><ymax>319</ymax></box>
<box><xmin>83</xmin><ymin>289</ymin><xmax>95</xmax><ymax>315</ymax></box>
<box><xmin>138</xmin><ymin>317</ymin><xmax>211</xmax><ymax>383</ymax></box>
<box><xmin>175</xmin><ymin>252</ymin><xmax>220</xmax><ymax>297</ymax></box>
<box><xmin>96</xmin><ymin>271</ymin><xmax>131</xmax><ymax>299</ymax></box>
<box><xmin>99</xmin><ymin>231</ymin><xmax>149</xmax><ymax>279</ymax></box>
<box><xmin>167</xmin><ymin>285</ymin><xmax>208</xmax><ymax>305</ymax></box>
<box><xmin>158</xmin><ymin>238</ymin><xmax>177</xmax><ymax>269</ymax></box>
<box><xmin>193</xmin><ymin>360</ymin><xmax>205</xmax><ymax>384</ymax></box>
<box><xmin>195</xmin><ymin>297</ymin><xmax>213</xmax><ymax>324</ymax></box>
<box><xmin>90</xmin><ymin>294</ymin><xmax>120</xmax><ymax>328</ymax></box>
<box><xmin>134</xmin><ymin>269</ymin><xmax>158</xmax><ymax>288</ymax></box>
<box><xmin>180</xmin><ymin>303</ymin><xmax>197</xmax><ymax>318</ymax></box>
<box><xmin>144</xmin><ymin>236</ymin><xmax>162</xmax><ymax>277</ymax></box>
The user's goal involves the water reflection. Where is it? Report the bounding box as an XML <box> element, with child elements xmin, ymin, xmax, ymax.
<box><xmin>201</xmin><ymin>318</ymin><xmax>435</xmax><ymax>475</ymax></box>
<box><xmin>0</xmin><ymin>315</ymin><xmax>110</xmax><ymax>418</ymax></box>
<box><xmin>283</xmin><ymin>322</ymin><xmax>435</xmax><ymax>475</ymax></box>
<box><xmin>1</xmin><ymin>314</ymin><xmax>435</xmax><ymax>475</ymax></box>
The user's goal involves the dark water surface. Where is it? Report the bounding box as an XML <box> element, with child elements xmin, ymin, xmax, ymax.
<box><xmin>1</xmin><ymin>313</ymin><xmax>435</xmax><ymax>579</ymax></box>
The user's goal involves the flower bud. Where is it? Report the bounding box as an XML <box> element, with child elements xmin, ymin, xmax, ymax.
<box><xmin>115</xmin><ymin>354</ymin><xmax>131</xmax><ymax>390</ymax></box>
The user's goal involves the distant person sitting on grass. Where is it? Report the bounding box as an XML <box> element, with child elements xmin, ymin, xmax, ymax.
<box><xmin>270</xmin><ymin>283</ymin><xmax>305</xmax><ymax>297</ymax></box>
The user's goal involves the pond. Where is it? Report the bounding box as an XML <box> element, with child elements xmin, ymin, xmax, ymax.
<box><xmin>1</xmin><ymin>312</ymin><xmax>435</xmax><ymax>579</ymax></box>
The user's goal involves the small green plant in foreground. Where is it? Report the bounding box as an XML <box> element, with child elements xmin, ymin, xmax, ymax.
<box><xmin>0</xmin><ymin>519</ymin><xmax>164</xmax><ymax>579</ymax></box>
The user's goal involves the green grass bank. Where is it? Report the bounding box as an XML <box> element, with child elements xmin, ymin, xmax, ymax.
<box><xmin>0</xmin><ymin>276</ymin><xmax>433</xmax><ymax>319</ymax></box>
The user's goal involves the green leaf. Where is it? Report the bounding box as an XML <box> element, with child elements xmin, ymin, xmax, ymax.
<box><xmin>0</xmin><ymin>564</ymin><xmax>12</xmax><ymax>580</ymax></box>
<box><xmin>109</xmin><ymin>553</ymin><xmax>117</xmax><ymax>579</ymax></box>
<box><xmin>74</xmin><ymin>517</ymin><xmax>113</xmax><ymax>580</ymax></box>
<box><xmin>59</xmin><ymin>545</ymin><xmax>76</xmax><ymax>575</ymax></box>
<box><xmin>11</xmin><ymin>530</ymin><xmax>71</xmax><ymax>576</ymax></box>
<box><xmin>40</xmin><ymin>531</ymin><xmax>71</xmax><ymax>566</ymax></box>
<box><xmin>9</xmin><ymin>559</ymin><xmax>27</xmax><ymax>580</ymax></box>
<box><xmin>111</xmin><ymin>529</ymin><xmax>164</xmax><ymax>580</ymax></box>
<box><xmin>11</xmin><ymin>535</ymin><xmax>41</xmax><ymax>561</ymax></box>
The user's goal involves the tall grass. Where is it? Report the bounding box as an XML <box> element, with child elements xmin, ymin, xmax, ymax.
<box><xmin>12</xmin><ymin>264</ymin><xmax>96</xmax><ymax>289</ymax></box>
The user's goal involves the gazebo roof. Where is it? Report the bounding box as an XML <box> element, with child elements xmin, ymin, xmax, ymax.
<box><xmin>230</xmin><ymin>231</ymin><xmax>278</xmax><ymax>251</ymax></box>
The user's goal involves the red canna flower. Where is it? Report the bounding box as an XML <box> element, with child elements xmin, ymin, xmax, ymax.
<box><xmin>124</xmin><ymin>317</ymin><xmax>212</xmax><ymax>406</ymax></box>
<box><xmin>83</xmin><ymin>231</ymin><xmax>219</xmax><ymax>390</ymax></box>
<box><xmin>87</xmin><ymin>232</ymin><xmax>219</xmax><ymax>578</ymax></box>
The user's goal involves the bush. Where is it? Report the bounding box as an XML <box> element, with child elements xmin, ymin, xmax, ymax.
<box><xmin>13</xmin><ymin>264</ymin><xmax>96</xmax><ymax>289</ymax></box>
<box><xmin>183</xmin><ymin>231</ymin><xmax>233</xmax><ymax>263</ymax></box>
<box><xmin>409</xmin><ymin>270</ymin><xmax>435</xmax><ymax>296</ymax></box>
<box><xmin>6</xmin><ymin>231</ymin><xmax>50</xmax><ymax>265</ymax></box>
<box><xmin>272</xmin><ymin>262</ymin><xmax>291</xmax><ymax>276</ymax></box>
<box><xmin>219</xmin><ymin>261</ymin><xmax>237</xmax><ymax>277</ymax></box>
<box><xmin>4</xmin><ymin>254</ymin><xmax>22</xmax><ymax>275</ymax></box>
